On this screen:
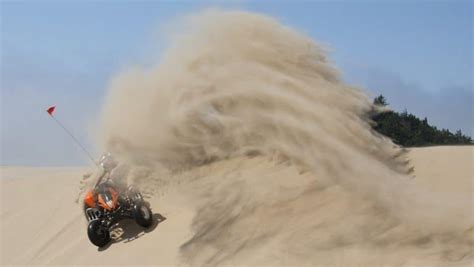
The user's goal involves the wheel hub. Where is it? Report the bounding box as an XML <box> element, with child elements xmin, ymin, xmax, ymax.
<box><xmin>140</xmin><ymin>206</ymin><xmax>150</xmax><ymax>220</ymax></box>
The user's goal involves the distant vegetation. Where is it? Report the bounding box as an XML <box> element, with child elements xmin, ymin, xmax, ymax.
<box><xmin>371</xmin><ymin>95</ymin><xmax>472</xmax><ymax>146</ymax></box>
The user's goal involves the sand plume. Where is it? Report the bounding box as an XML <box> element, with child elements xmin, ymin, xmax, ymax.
<box><xmin>98</xmin><ymin>10</ymin><xmax>473</xmax><ymax>266</ymax></box>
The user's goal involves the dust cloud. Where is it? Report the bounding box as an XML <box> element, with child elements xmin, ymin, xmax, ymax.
<box><xmin>99</xmin><ymin>10</ymin><xmax>473</xmax><ymax>266</ymax></box>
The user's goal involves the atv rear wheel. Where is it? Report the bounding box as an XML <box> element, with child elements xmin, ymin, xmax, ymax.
<box><xmin>133</xmin><ymin>202</ymin><xmax>153</xmax><ymax>228</ymax></box>
<box><xmin>87</xmin><ymin>220</ymin><xmax>110</xmax><ymax>247</ymax></box>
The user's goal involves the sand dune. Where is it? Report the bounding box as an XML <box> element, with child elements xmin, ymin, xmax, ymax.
<box><xmin>1</xmin><ymin>146</ymin><xmax>472</xmax><ymax>266</ymax></box>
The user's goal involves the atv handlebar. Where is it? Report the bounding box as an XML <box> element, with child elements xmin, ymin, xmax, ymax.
<box><xmin>93</xmin><ymin>168</ymin><xmax>111</xmax><ymax>190</ymax></box>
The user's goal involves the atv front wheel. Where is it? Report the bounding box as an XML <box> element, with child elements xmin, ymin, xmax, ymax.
<box><xmin>133</xmin><ymin>202</ymin><xmax>153</xmax><ymax>228</ymax></box>
<box><xmin>87</xmin><ymin>220</ymin><xmax>110</xmax><ymax>247</ymax></box>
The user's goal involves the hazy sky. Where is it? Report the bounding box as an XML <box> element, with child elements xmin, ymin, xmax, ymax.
<box><xmin>1</xmin><ymin>1</ymin><xmax>472</xmax><ymax>166</ymax></box>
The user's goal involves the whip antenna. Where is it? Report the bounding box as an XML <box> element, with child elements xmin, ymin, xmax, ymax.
<box><xmin>46</xmin><ymin>105</ymin><xmax>98</xmax><ymax>167</ymax></box>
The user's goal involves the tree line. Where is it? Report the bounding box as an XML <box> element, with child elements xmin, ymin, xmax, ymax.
<box><xmin>371</xmin><ymin>95</ymin><xmax>472</xmax><ymax>147</ymax></box>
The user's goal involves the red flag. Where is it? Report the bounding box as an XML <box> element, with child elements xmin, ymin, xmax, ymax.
<box><xmin>46</xmin><ymin>105</ymin><xmax>56</xmax><ymax>116</ymax></box>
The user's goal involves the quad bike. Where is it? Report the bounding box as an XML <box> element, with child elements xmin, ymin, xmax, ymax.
<box><xmin>83</xmin><ymin>170</ymin><xmax>153</xmax><ymax>247</ymax></box>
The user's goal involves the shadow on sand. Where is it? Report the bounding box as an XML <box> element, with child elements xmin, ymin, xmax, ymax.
<box><xmin>98</xmin><ymin>213</ymin><xmax>166</xmax><ymax>251</ymax></box>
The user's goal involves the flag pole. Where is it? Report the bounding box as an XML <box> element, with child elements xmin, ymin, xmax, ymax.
<box><xmin>46</xmin><ymin>106</ymin><xmax>98</xmax><ymax>167</ymax></box>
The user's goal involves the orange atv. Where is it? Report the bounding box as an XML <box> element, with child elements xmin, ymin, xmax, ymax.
<box><xmin>83</xmin><ymin>172</ymin><xmax>152</xmax><ymax>247</ymax></box>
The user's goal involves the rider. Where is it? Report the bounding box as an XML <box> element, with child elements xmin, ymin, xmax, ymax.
<box><xmin>83</xmin><ymin>153</ymin><xmax>120</xmax><ymax>211</ymax></box>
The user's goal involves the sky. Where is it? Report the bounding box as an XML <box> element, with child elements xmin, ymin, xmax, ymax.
<box><xmin>1</xmin><ymin>1</ymin><xmax>472</xmax><ymax>166</ymax></box>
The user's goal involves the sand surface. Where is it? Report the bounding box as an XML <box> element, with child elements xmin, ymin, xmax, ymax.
<box><xmin>0</xmin><ymin>167</ymin><xmax>194</xmax><ymax>265</ymax></box>
<box><xmin>1</xmin><ymin>146</ymin><xmax>472</xmax><ymax>266</ymax></box>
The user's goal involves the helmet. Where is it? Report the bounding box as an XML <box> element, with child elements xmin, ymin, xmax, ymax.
<box><xmin>99</xmin><ymin>152</ymin><xmax>118</xmax><ymax>172</ymax></box>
